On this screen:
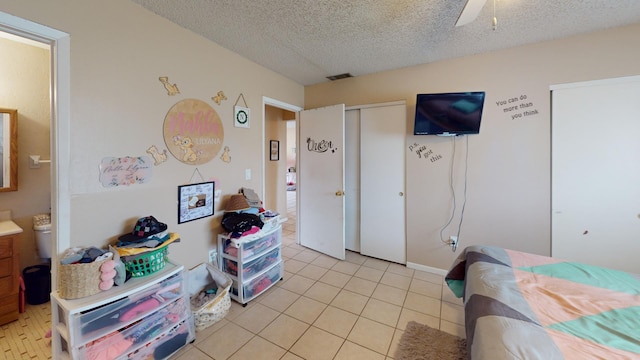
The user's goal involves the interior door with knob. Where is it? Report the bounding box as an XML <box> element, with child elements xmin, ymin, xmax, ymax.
<box><xmin>298</xmin><ymin>104</ymin><xmax>346</xmax><ymax>260</ymax></box>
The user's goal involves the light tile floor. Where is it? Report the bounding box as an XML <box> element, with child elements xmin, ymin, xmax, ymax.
<box><xmin>173</xmin><ymin>191</ymin><xmax>465</xmax><ymax>360</ymax></box>
<box><xmin>2</xmin><ymin>190</ymin><xmax>464</xmax><ymax>359</ymax></box>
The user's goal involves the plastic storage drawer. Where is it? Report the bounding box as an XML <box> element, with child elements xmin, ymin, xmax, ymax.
<box><xmin>125</xmin><ymin>316</ymin><xmax>195</xmax><ymax>360</ymax></box>
<box><xmin>231</xmin><ymin>262</ymin><xmax>282</xmax><ymax>301</ymax></box>
<box><xmin>70</xmin><ymin>271</ymin><xmax>183</xmax><ymax>344</ymax></box>
<box><xmin>222</xmin><ymin>231</ymin><xmax>280</xmax><ymax>260</ymax></box>
<box><xmin>222</xmin><ymin>247</ymin><xmax>280</xmax><ymax>277</ymax></box>
<box><xmin>75</xmin><ymin>296</ymin><xmax>187</xmax><ymax>359</ymax></box>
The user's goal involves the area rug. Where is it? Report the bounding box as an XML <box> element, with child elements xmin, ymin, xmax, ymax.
<box><xmin>395</xmin><ymin>321</ymin><xmax>468</xmax><ymax>360</ymax></box>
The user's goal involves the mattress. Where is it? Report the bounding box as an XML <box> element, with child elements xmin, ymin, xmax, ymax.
<box><xmin>445</xmin><ymin>245</ymin><xmax>640</xmax><ymax>359</ymax></box>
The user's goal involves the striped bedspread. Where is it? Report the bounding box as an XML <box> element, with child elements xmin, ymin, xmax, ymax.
<box><xmin>445</xmin><ymin>245</ymin><xmax>640</xmax><ymax>359</ymax></box>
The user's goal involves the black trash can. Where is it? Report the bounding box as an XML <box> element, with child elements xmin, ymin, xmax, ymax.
<box><xmin>23</xmin><ymin>265</ymin><xmax>51</xmax><ymax>305</ymax></box>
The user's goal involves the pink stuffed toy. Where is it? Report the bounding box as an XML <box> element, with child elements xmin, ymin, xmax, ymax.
<box><xmin>99</xmin><ymin>260</ymin><xmax>117</xmax><ymax>291</ymax></box>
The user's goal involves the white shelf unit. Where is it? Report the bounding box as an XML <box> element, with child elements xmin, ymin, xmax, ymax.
<box><xmin>218</xmin><ymin>224</ymin><xmax>283</xmax><ymax>305</ymax></box>
<box><xmin>51</xmin><ymin>262</ymin><xmax>195</xmax><ymax>360</ymax></box>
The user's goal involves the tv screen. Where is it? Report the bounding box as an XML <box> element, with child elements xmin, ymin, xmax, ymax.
<box><xmin>414</xmin><ymin>92</ymin><xmax>485</xmax><ymax>135</ymax></box>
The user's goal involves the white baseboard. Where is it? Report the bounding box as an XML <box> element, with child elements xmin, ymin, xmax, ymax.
<box><xmin>406</xmin><ymin>262</ymin><xmax>448</xmax><ymax>277</ymax></box>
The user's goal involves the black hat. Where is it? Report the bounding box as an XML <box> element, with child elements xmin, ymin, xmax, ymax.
<box><xmin>118</xmin><ymin>216</ymin><xmax>168</xmax><ymax>243</ymax></box>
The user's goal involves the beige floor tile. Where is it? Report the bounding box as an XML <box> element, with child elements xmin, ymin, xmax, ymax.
<box><xmin>345</xmin><ymin>251</ymin><xmax>367</xmax><ymax>265</ymax></box>
<box><xmin>371</xmin><ymin>283</ymin><xmax>407</xmax><ymax>307</ymax></box>
<box><xmin>259</xmin><ymin>314</ymin><xmax>309</xmax><ymax>349</ymax></box>
<box><xmin>174</xmin><ymin>345</ymin><xmax>214</xmax><ymax>360</ymax></box>
<box><xmin>334</xmin><ymin>341</ymin><xmax>386</xmax><ymax>360</ymax></box>
<box><xmin>409</xmin><ymin>278</ymin><xmax>442</xmax><ymax>299</ymax></box>
<box><xmin>387</xmin><ymin>329</ymin><xmax>404</xmax><ymax>358</ymax></box>
<box><xmin>396</xmin><ymin>308</ymin><xmax>439</xmax><ymax>331</ymax></box>
<box><xmin>284</xmin><ymin>296</ymin><xmax>327</xmax><ymax>324</ymax></box>
<box><xmin>228</xmin><ymin>335</ymin><xmax>286</xmax><ymax>360</ymax></box>
<box><xmin>290</xmin><ymin>326</ymin><xmax>344</xmax><ymax>360</ymax></box>
<box><xmin>311</xmin><ymin>254</ymin><xmax>340</xmax><ymax>268</ymax></box>
<box><xmin>281</xmin><ymin>352</ymin><xmax>304</xmax><ymax>360</ymax></box>
<box><xmin>304</xmin><ymin>281</ymin><xmax>340</xmax><ymax>304</ymax></box>
<box><xmin>354</xmin><ymin>266</ymin><xmax>384</xmax><ymax>282</ymax></box>
<box><xmin>442</xmin><ymin>285</ymin><xmax>464</xmax><ymax>305</ymax></box>
<box><xmin>281</xmin><ymin>247</ymin><xmax>302</xmax><ymax>259</ymax></box>
<box><xmin>386</xmin><ymin>263</ymin><xmax>415</xmax><ymax>278</ymax></box>
<box><xmin>379</xmin><ymin>272</ymin><xmax>412</xmax><ymax>290</ymax></box>
<box><xmin>225</xmin><ymin>300</ymin><xmax>250</xmax><ymax>321</ymax></box>
<box><xmin>440</xmin><ymin>319</ymin><xmax>466</xmax><ymax>339</ymax></box>
<box><xmin>280</xmin><ymin>274</ymin><xmax>316</xmax><ymax>294</ymax></box>
<box><xmin>284</xmin><ymin>258</ymin><xmax>307</xmax><ymax>273</ymax></box>
<box><xmin>441</xmin><ymin>301</ymin><xmax>464</xmax><ymax>325</ymax></box>
<box><xmin>404</xmin><ymin>292</ymin><xmax>441</xmax><ymax>317</ymax></box>
<box><xmin>292</xmin><ymin>249</ymin><xmax>321</xmax><ymax>263</ymax></box>
<box><xmin>193</xmin><ymin>318</ymin><xmax>229</xmax><ymax>345</ymax></box>
<box><xmin>196</xmin><ymin>322</ymin><xmax>253</xmax><ymax>360</ymax></box>
<box><xmin>313</xmin><ymin>306</ymin><xmax>358</xmax><ymax>338</ymax></box>
<box><xmin>232</xmin><ymin>303</ymin><xmax>280</xmax><ymax>333</ymax></box>
<box><xmin>361</xmin><ymin>298</ymin><xmax>402</xmax><ymax>327</ymax></box>
<box><xmin>344</xmin><ymin>276</ymin><xmax>377</xmax><ymax>297</ymax></box>
<box><xmin>258</xmin><ymin>287</ymin><xmax>300</xmax><ymax>312</ymax></box>
<box><xmin>331</xmin><ymin>261</ymin><xmax>361</xmax><ymax>275</ymax></box>
<box><xmin>362</xmin><ymin>257</ymin><xmax>390</xmax><ymax>271</ymax></box>
<box><xmin>413</xmin><ymin>269</ymin><xmax>444</xmax><ymax>284</ymax></box>
<box><xmin>318</xmin><ymin>270</ymin><xmax>352</xmax><ymax>288</ymax></box>
<box><xmin>330</xmin><ymin>289</ymin><xmax>369</xmax><ymax>315</ymax></box>
<box><xmin>347</xmin><ymin>317</ymin><xmax>395</xmax><ymax>355</ymax></box>
<box><xmin>297</xmin><ymin>264</ymin><xmax>329</xmax><ymax>281</ymax></box>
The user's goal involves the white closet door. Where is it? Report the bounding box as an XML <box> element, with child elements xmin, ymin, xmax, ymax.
<box><xmin>360</xmin><ymin>103</ymin><xmax>406</xmax><ymax>264</ymax></box>
<box><xmin>344</xmin><ymin>109</ymin><xmax>360</xmax><ymax>252</ymax></box>
<box><xmin>552</xmin><ymin>76</ymin><xmax>640</xmax><ymax>273</ymax></box>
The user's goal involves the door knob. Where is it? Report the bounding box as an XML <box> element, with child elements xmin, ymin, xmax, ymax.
<box><xmin>399</xmin><ymin>192</ymin><xmax>404</xmax><ymax>196</ymax></box>
<box><xmin>335</xmin><ymin>190</ymin><xmax>344</xmax><ymax>196</ymax></box>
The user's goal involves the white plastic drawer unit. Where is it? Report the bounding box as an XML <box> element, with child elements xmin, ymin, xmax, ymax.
<box><xmin>222</xmin><ymin>247</ymin><xmax>280</xmax><ymax>278</ymax></box>
<box><xmin>50</xmin><ymin>262</ymin><xmax>195</xmax><ymax>360</ymax></box>
<box><xmin>231</xmin><ymin>261</ymin><xmax>283</xmax><ymax>302</ymax></box>
<box><xmin>222</xmin><ymin>228</ymin><xmax>280</xmax><ymax>260</ymax></box>
<box><xmin>70</xmin><ymin>271</ymin><xmax>183</xmax><ymax>344</ymax></box>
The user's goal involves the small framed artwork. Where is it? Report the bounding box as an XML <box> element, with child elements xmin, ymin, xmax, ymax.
<box><xmin>178</xmin><ymin>181</ymin><xmax>215</xmax><ymax>224</ymax></box>
<box><xmin>270</xmin><ymin>140</ymin><xmax>279</xmax><ymax>161</ymax></box>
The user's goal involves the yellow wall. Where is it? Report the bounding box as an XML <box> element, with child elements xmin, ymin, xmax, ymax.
<box><xmin>305</xmin><ymin>23</ymin><xmax>640</xmax><ymax>270</ymax></box>
<box><xmin>0</xmin><ymin>0</ymin><xmax>303</xmax><ymax>269</ymax></box>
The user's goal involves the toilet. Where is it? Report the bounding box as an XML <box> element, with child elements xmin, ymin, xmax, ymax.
<box><xmin>33</xmin><ymin>214</ymin><xmax>52</xmax><ymax>261</ymax></box>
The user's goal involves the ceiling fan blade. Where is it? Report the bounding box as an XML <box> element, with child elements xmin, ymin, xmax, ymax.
<box><xmin>455</xmin><ymin>0</ymin><xmax>488</xmax><ymax>27</ymax></box>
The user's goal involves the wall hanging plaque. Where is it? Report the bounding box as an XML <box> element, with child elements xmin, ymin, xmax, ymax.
<box><xmin>163</xmin><ymin>99</ymin><xmax>224</xmax><ymax>165</ymax></box>
<box><xmin>178</xmin><ymin>181</ymin><xmax>215</xmax><ymax>224</ymax></box>
<box><xmin>99</xmin><ymin>156</ymin><xmax>153</xmax><ymax>187</ymax></box>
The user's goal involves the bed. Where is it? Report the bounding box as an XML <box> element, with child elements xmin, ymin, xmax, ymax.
<box><xmin>445</xmin><ymin>245</ymin><xmax>640</xmax><ymax>359</ymax></box>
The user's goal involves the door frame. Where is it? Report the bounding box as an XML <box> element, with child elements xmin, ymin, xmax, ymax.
<box><xmin>262</xmin><ymin>96</ymin><xmax>302</xmax><ymax>224</ymax></box>
<box><xmin>0</xmin><ymin>12</ymin><xmax>71</xmax><ymax>290</ymax></box>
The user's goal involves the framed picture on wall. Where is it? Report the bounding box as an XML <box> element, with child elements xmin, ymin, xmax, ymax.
<box><xmin>270</xmin><ymin>140</ymin><xmax>279</xmax><ymax>161</ymax></box>
<box><xmin>178</xmin><ymin>181</ymin><xmax>215</xmax><ymax>224</ymax></box>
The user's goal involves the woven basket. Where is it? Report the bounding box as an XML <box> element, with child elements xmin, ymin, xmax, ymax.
<box><xmin>122</xmin><ymin>246</ymin><xmax>167</xmax><ymax>278</ymax></box>
<box><xmin>188</xmin><ymin>263</ymin><xmax>232</xmax><ymax>331</ymax></box>
<box><xmin>58</xmin><ymin>253</ymin><xmax>113</xmax><ymax>300</ymax></box>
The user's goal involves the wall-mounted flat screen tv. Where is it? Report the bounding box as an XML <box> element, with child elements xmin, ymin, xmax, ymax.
<box><xmin>414</xmin><ymin>92</ymin><xmax>486</xmax><ymax>136</ymax></box>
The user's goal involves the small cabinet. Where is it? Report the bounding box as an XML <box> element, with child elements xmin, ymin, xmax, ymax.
<box><xmin>51</xmin><ymin>262</ymin><xmax>195</xmax><ymax>360</ymax></box>
<box><xmin>0</xmin><ymin>233</ymin><xmax>20</xmax><ymax>326</ymax></box>
<box><xmin>218</xmin><ymin>224</ymin><xmax>283</xmax><ymax>305</ymax></box>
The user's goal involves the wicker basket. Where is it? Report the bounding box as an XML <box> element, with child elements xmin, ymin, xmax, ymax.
<box><xmin>122</xmin><ymin>246</ymin><xmax>168</xmax><ymax>278</ymax></box>
<box><xmin>58</xmin><ymin>254</ymin><xmax>113</xmax><ymax>300</ymax></box>
<box><xmin>188</xmin><ymin>263</ymin><xmax>232</xmax><ymax>331</ymax></box>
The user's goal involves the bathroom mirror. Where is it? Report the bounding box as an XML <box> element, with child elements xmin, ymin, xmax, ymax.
<box><xmin>0</xmin><ymin>108</ymin><xmax>18</xmax><ymax>192</ymax></box>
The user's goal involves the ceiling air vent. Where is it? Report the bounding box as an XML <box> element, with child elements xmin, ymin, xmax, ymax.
<box><xmin>326</xmin><ymin>73</ymin><xmax>353</xmax><ymax>81</ymax></box>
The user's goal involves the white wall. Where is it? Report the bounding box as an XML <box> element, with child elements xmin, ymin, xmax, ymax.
<box><xmin>0</xmin><ymin>0</ymin><xmax>304</xmax><ymax>270</ymax></box>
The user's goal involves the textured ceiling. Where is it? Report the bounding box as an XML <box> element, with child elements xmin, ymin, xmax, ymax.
<box><xmin>130</xmin><ymin>0</ymin><xmax>640</xmax><ymax>86</ymax></box>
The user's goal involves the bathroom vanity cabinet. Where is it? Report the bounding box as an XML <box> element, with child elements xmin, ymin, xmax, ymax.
<box><xmin>0</xmin><ymin>224</ymin><xmax>21</xmax><ymax>326</ymax></box>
